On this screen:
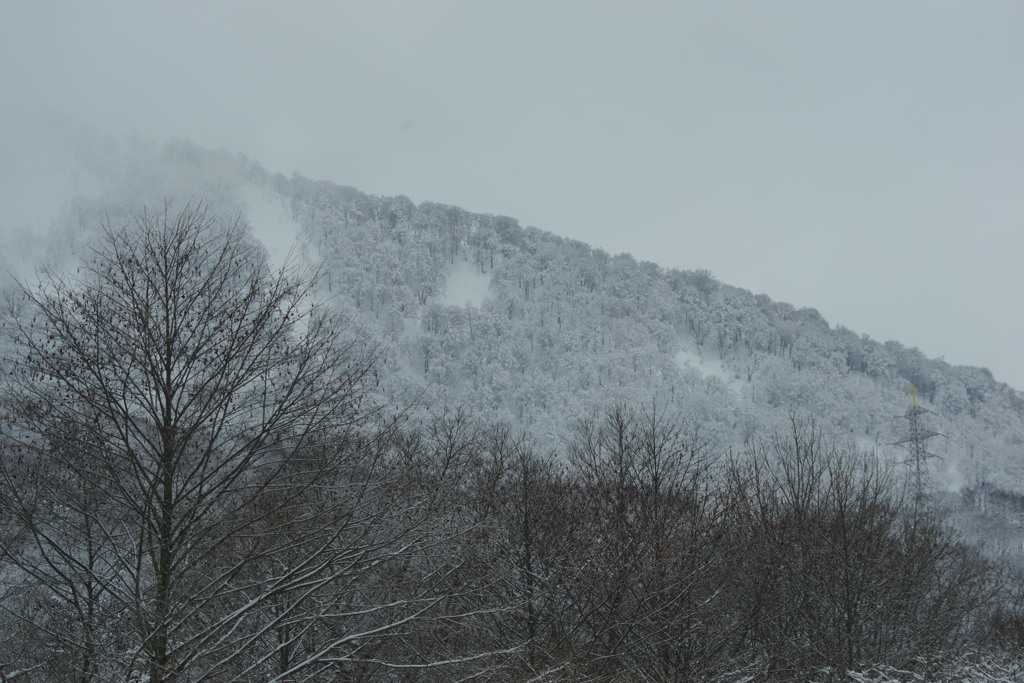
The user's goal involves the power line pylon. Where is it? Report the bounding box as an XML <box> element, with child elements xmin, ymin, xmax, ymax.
<box><xmin>893</xmin><ymin>385</ymin><xmax>943</xmax><ymax>505</ymax></box>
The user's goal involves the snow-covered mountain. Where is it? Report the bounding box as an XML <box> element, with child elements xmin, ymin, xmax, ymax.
<box><xmin>16</xmin><ymin>138</ymin><xmax>1024</xmax><ymax>537</ymax></box>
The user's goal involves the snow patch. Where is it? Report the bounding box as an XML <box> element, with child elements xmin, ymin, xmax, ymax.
<box><xmin>674</xmin><ymin>344</ymin><xmax>736</xmax><ymax>389</ymax></box>
<box><xmin>443</xmin><ymin>258</ymin><xmax>491</xmax><ymax>307</ymax></box>
<box><xmin>241</xmin><ymin>184</ymin><xmax>304</xmax><ymax>271</ymax></box>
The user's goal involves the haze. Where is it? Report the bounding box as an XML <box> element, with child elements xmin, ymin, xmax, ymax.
<box><xmin>2</xmin><ymin>1</ymin><xmax>1022</xmax><ymax>388</ymax></box>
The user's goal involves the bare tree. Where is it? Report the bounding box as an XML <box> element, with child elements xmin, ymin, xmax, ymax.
<box><xmin>0</xmin><ymin>203</ymin><xmax>388</xmax><ymax>681</ymax></box>
<box><xmin>563</xmin><ymin>403</ymin><xmax>729</xmax><ymax>680</ymax></box>
<box><xmin>730</xmin><ymin>419</ymin><xmax>995</xmax><ymax>678</ymax></box>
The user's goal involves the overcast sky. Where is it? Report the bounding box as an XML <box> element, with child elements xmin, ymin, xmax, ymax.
<box><xmin>2</xmin><ymin>1</ymin><xmax>1023</xmax><ymax>388</ymax></box>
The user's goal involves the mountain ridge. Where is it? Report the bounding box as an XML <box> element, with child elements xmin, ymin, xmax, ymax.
<box><xmin>19</xmin><ymin>140</ymin><xmax>1024</xmax><ymax>501</ymax></box>
<box><xmin>245</xmin><ymin>151</ymin><xmax>1024</xmax><ymax>498</ymax></box>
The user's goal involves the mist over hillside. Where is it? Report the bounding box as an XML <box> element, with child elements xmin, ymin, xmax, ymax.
<box><xmin>14</xmin><ymin>140</ymin><xmax>1024</xmax><ymax>497</ymax></box>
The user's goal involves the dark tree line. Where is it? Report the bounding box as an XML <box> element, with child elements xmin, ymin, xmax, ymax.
<box><xmin>0</xmin><ymin>203</ymin><xmax>1020</xmax><ymax>681</ymax></box>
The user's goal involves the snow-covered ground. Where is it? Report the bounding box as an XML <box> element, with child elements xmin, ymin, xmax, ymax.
<box><xmin>674</xmin><ymin>343</ymin><xmax>737</xmax><ymax>390</ymax></box>
<box><xmin>241</xmin><ymin>184</ymin><xmax>305</xmax><ymax>271</ymax></box>
<box><xmin>443</xmin><ymin>258</ymin><xmax>491</xmax><ymax>307</ymax></box>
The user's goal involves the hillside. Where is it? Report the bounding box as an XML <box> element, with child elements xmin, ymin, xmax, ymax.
<box><xmin>271</xmin><ymin>160</ymin><xmax>1024</xmax><ymax>483</ymax></box>
<box><xmin>21</xmin><ymin>140</ymin><xmax>1024</xmax><ymax>497</ymax></box>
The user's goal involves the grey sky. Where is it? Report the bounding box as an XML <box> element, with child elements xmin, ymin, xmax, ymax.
<box><xmin>3</xmin><ymin>1</ymin><xmax>1023</xmax><ymax>388</ymax></box>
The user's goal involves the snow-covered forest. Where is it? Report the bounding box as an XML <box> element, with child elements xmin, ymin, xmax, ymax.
<box><xmin>251</xmin><ymin>144</ymin><xmax>1024</xmax><ymax>495</ymax></box>
<box><xmin>2</xmin><ymin>141</ymin><xmax>1024</xmax><ymax>680</ymax></box>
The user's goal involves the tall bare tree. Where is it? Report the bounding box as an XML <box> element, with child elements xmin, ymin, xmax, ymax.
<box><xmin>0</xmin><ymin>203</ymin><xmax>384</xmax><ymax>681</ymax></box>
<box><xmin>564</xmin><ymin>404</ymin><xmax>729</xmax><ymax>680</ymax></box>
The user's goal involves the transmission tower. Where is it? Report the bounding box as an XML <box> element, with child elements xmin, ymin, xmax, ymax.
<box><xmin>893</xmin><ymin>385</ymin><xmax>943</xmax><ymax>504</ymax></box>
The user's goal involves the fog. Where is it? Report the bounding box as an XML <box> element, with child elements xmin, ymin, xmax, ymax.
<box><xmin>2</xmin><ymin>1</ymin><xmax>1023</xmax><ymax>388</ymax></box>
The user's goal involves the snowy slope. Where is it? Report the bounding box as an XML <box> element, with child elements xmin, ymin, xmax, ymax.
<box><xmin>674</xmin><ymin>342</ymin><xmax>737</xmax><ymax>391</ymax></box>
<box><xmin>443</xmin><ymin>257</ymin><xmax>491</xmax><ymax>307</ymax></box>
<box><xmin>241</xmin><ymin>183</ymin><xmax>305</xmax><ymax>271</ymax></box>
